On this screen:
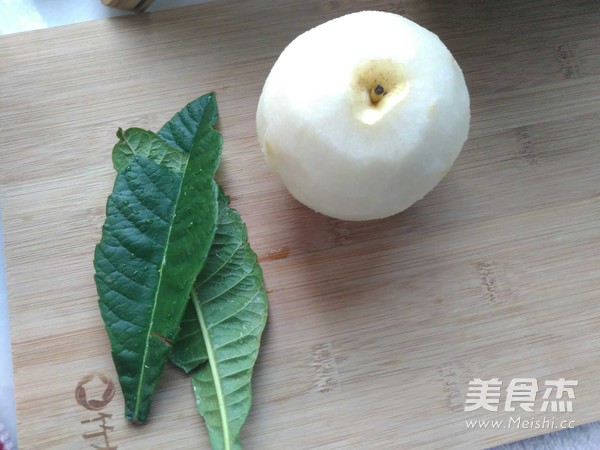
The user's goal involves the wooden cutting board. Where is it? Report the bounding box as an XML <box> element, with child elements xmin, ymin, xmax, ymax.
<box><xmin>2</xmin><ymin>0</ymin><xmax>600</xmax><ymax>448</ymax></box>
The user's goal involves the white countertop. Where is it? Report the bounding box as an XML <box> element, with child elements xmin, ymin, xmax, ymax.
<box><xmin>0</xmin><ymin>0</ymin><xmax>210</xmax><ymax>35</ymax></box>
<box><xmin>0</xmin><ymin>210</ymin><xmax>16</xmax><ymax>450</ymax></box>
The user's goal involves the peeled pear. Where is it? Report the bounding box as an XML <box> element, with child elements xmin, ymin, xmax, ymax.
<box><xmin>256</xmin><ymin>11</ymin><xmax>470</xmax><ymax>220</ymax></box>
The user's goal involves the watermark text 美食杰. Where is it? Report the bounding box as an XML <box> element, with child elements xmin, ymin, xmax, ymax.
<box><xmin>464</xmin><ymin>377</ymin><xmax>578</xmax><ymax>430</ymax></box>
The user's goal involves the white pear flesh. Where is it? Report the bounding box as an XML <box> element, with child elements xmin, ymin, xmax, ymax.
<box><xmin>256</xmin><ymin>11</ymin><xmax>470</xmax><ymax>221</ymax></box>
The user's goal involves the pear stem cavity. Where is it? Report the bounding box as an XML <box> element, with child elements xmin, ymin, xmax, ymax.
<box><xmin>370</xmin><ymin>84</ymin><xmax>385</xmax><ymax>104</ymax></box>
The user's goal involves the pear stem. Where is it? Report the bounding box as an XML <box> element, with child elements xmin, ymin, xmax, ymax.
<box><xmin>370</xmin><ymin>84</ymin><xmax>385</xmax><ymax>104</ymax></box>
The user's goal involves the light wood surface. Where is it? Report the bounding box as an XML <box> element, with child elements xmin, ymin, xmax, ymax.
<box><xmin>2</xmin><ymin>0</ymin><xmax>600</xmax><ymax>448</ymax></box>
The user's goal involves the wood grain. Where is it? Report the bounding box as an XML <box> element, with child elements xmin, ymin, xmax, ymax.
<box><xmin>1</xmin><ymin>0</ymin><xmax>600</xmax><ymax>448</ymax></box>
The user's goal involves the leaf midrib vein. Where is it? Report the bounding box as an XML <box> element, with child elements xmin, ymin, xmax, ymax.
<box><xmin>133</xmin><ymin>156</ymin><xmax>188</xmax><ymax>421</ymax></box>
<box><xmin>193</xmin><ymin>289</ymin><xmax>232</xmax><ymax>450</ymax></box>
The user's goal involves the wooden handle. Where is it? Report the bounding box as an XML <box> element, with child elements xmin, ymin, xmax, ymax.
<box><xmin>101</xmin><ymin>0</ymin><xmax>154</xmax><ymax>12</ymax></box>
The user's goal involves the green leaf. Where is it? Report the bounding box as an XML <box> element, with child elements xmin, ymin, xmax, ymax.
<box><xmin>112</xmin><ymin>127</ymin><xmax>187</xmax><ymax>173</ymax></box>
<box><xmin>169</xmin><ymin>298</ymin><xmax>209</xmax><ymax>373</ymax></box>
<box><xmin>160</xmin><ymin>92</ymin><xmax>222</xmax><ymax>374</ymax></box>
<box><xmin>173</xmin><ymin>192</ymin><xmax>268</xmax><ymax>450</ymax></box>
<box><xmin>158</xmin><ymin>92</ymin><xmax>219</xmax><ymax>154</ymax></box>
<box><xmin>94</xmin><ymin>96</ymin><xmax>222</xmax><ymax>423</ymax></box>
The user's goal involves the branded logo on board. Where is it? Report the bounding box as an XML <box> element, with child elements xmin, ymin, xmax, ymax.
<box><xmin>75</xmin><ymin>373</ymin><xmax>118</xmax><ymax>450</ymax></box>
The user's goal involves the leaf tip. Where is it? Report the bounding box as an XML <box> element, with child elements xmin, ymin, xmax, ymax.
<box><xmin>125</xmin><ymin>408</ymin><xmax>145</xmax><ymax>425</ymax></box>
<box><xmin>204</xmin><ymin>91</ymin><xmax>219</xmax><ymax>127</ymax></box>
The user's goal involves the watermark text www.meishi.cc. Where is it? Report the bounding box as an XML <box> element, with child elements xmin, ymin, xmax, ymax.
<box><xmin>466</xmin><ymin>416</ymin><xmax>576</xmax><ymax>430</ymax></box>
